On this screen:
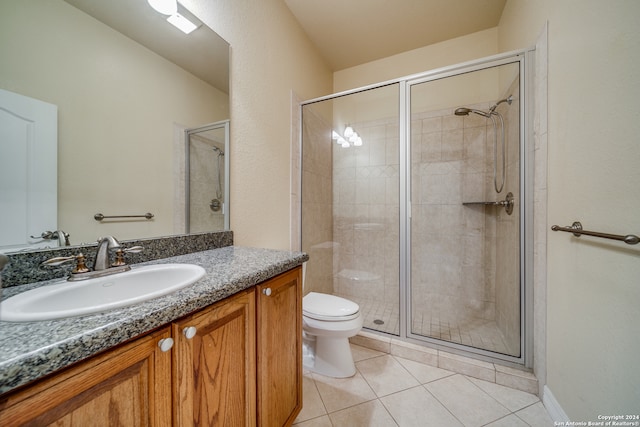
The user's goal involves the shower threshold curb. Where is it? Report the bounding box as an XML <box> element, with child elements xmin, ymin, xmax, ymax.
<box><xmin>350</xmin><ymin>331</ymin><xmax>538</xmax><ymax>395</ymax></box>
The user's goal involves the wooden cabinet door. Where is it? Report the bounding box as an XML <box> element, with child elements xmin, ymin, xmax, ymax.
<box><xmin>0</xmin><ymin>327</ymin><xmax>172</xmax><ymax>427</ymax></box>
<box><xmin>256</xmin><ymin>267</ymin><xmax>302</xmax><ymax>427</ymax></box>
<box><xmin>173</xmin><ymin>288</ymin><xmax>256</xmax><ymax>427</ymax></box>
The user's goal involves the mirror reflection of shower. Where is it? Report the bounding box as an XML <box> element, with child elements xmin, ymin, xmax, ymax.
<box><xmin>185</xmin><ymin>120</ymin><xmax>230</xmax><ymax>233</ymax></box>
<box><xmin>210</xmin><ymin>146</ymin><xmax>225</xmax><ymax>212</ymax></box>
<box><xmin>454</xmin><ymin>95</ymin><xmax>513</xmax><ymax>193</ymax></box>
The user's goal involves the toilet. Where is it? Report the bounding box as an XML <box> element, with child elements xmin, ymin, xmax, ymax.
<box><xmin>302</xmin><ymin>291</ymin><xmax>363</xmax><ymax>378</ymax></box>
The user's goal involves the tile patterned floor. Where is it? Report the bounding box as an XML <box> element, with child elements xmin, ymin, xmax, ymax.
<box><xmin>344</xmin><ymin>295</ymin><xmax>513</xmax><ymax>355</ymax></box>
<box><xmin>293</xmin><ymin>344</ymin><xmax>554</xmax><ymax>427</ymax></box>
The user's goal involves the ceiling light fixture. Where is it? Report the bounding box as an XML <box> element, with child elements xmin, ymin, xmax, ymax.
<box><xmin>147</xmin><ymin>0</ymin><xmax>200</xmax><ymax>35</ymax></box>
<box><xmin>167</xmin><ymin>13</ymin><xmax>199</xmax><ymax>34</ymax></box>
<box><xmin>332</xmin><ymin>126</ymin><xmax>363</xmax><ymax>148</ymax></box>
<box><xmin>147</xmin><ymin>0</ymin><xmax>177</xmax><ymax>15</ymax></box>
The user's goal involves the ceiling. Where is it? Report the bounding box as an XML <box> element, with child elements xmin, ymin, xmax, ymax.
<box><xmin>63</xmin><ymin>0</ymin><xmax>506</xmax><ymax>90</ymax></box>
<box><xmin>284</xmin><ymin>0</ymin><xmax>507</xmax><ymax>71</ymax></box>
<box><xmin>64</xmin><ymin>0</ymin><xmax>229</xmax><ymax>93</ymax></box>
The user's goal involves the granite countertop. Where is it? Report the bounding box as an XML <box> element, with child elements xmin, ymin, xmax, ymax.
<box><xmin>0</xmin><ymin>246</ymin><xmax>308</xmax><ymax>396</ymax></box>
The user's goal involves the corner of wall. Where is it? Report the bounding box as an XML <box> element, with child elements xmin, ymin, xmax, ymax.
<box><xmin>532</xmin><ymin>20</ymin><xmax>549</xmax><ymax>400</ymax></box>
<box><xmin>290</xmin><ymin>90</ymin><xmax>302</xmax><ymax>252</ymax></box>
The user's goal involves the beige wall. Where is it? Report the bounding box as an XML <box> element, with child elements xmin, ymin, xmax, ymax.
<box><xmin>0</xmin><ymin>0</ymin><xmax>228</xmax><ymax>244</ymax></box>
<box><xmin>499</xmin><ymin>0</ymin><xmax>640</xmax><ymax>419</ymax></box>
<box><xmin>181</xmin><ymin>0</ymin><xmax>333</xmax><ymax>250</ymax></box>
<box><xmin>334</xmin><ymin>27</ymin><xmax>499</xmax><ymax>93</ymax></box>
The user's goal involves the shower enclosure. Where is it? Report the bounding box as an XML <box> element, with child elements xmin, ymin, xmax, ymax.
<box><xmin>300</xmin><ymin>52</ymin><xmax>532</xmax><ymax>365</ymax></box>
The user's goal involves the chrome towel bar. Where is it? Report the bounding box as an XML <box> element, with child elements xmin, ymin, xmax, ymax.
<box><xmin>551</xmin><ymin>221</ymin><xmax>639</xmax><ymax>245</ymax></box>
<box><xmin>94</xmin><ymin>212</ymin><xmax>154</xmax><ymax>221</ymax></box>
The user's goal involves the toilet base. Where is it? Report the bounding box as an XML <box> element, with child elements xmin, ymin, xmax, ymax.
<box><xmin>303</xmin><ymin>334</ymin><xmax>356</xmax><ymax>378</ymax></box>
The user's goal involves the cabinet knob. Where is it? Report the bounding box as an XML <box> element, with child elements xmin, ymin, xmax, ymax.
<box><xmin>158</xmin><ymin>337</ymin><xmax>174</xmax><ymax>352</ymax></box>
<box><xmin>183</xmin><ymin>326</ymin><xmax>197</xmax><ymax>339</ymax></box>
<box><xmin>262</xmin><ymin>287</ymin><xmax>272</xmax><ymax>296</ymax></box>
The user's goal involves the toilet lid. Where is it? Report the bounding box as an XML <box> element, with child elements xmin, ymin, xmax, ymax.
<box><xmin>303</xmin><ymin>292</ymin><xmax>360</xmax><ymax>321</ymax></box>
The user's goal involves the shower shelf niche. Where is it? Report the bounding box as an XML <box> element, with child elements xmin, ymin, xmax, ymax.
<box><xmin>463</xmin><ymin>192</ymin><xmax>514</xmax><ymax>215</ymax></box>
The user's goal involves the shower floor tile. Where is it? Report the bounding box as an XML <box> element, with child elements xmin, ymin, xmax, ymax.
<box><xmin>340</xmin><ymin>294</ymin><xmax>513</xmax><ymax>355</ymax></box>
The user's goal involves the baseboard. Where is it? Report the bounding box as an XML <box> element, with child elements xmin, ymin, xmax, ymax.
<box><xmin>542</xmin><ymin>385</ymin><xmax>569</xmax><ymax>422</ymax></box>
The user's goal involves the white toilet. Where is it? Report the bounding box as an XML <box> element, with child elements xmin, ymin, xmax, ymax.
<box><xmin>302</xmin><ymin>292</ymin><xmax>363</xmax><ymax>378</ymax></box>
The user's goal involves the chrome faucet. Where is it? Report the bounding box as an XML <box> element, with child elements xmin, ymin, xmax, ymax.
<box><xmin>42</xmin><ymin>237</ymin><xmax>143</xmax><ymax>281</ymax></box>
<box><xmin>94</xmin><ymin>236</ymin><xmax>121</xmax><ymax>271</ymax></box>
<box><xmin>55</xmin><ymin>230</ymin><xmax>71</xmax><ymax>247</ymax></box>
<box><xmin>30</xmin><ymin>230</ymin><xmax>71</xmax><ymax>246</ymax></box>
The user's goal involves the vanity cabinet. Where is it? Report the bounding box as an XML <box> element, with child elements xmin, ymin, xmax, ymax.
<box><xmin>0</xmin><ymin>327</ymin><xmax>173</xmax><ymax>426</ymax></box>
<box><xmin>0</xmin><ymin>266</ymin><xmax>302</xmax><ymax>427</ymax></box>
<box><xmin>173</xmin><ymin>288</ymin><xmax>256</xmax><ymax>426</ymax></box>
<box><xmin>256</xmin><ymin>267</ymin><xmax>302</xmax><ymax>426</ymax></box>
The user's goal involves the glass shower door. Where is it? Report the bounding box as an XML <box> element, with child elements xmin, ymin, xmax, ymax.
<box><xmin>407</xmin><ymin>61</ymin><xmax>522</xmax><ymax>357</ymax></box>
<box><xmin>301</xmin><ymin>83</ymin><xmax>401</xmax><ymax>335</ymax></box>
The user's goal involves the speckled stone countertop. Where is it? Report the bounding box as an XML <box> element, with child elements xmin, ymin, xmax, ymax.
<box><xmin>0</xmin><ymin>246</ymin><xmax>308</xmax><ymax>396</ymax></box>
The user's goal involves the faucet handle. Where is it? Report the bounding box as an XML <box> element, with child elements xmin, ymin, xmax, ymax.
<box><xmin>42</xmin><ymin>253</ymin><xmax>90</xmax><ymax>273</ymax></box>
<box><xmin>42</xmin><ymin>255</ymin><xmax>75</xmax><ymax>266</ymax></box>
<box><xmin>112</xmin><ymin>246</ymin><xmax>144</xmax><ymax>267</ymax></box>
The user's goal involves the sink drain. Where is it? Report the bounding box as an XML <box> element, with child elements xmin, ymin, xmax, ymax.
<box><xmin>373</xmin><ymin>319</ymin><xmax>385</xmax><ymax>325</ymax></box>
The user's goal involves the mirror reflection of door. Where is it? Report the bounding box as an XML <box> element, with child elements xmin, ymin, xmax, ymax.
<box><xmin>0</xmin><ymin>89</ymin><xmax>58</xmax><ymax>252</ymax></box>
<box><xmin>186</xmin><ymin>120</ymin><xmax>230</xmax><ymax>233</ymax></box>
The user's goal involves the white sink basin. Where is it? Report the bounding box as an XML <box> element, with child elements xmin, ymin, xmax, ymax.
<box><xmin>0</xmin><ymin>264</ymin><xmax>206</xmax><ymax>322</ymax></box>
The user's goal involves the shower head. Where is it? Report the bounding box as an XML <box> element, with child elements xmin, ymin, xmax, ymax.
<box><xmin>454</xmin><ymin>107</ymin><xmax>491</xmax><ymax>118</ymax></box>
<box><xmin>212</xmin><ymin>146</ymin><xmax>224</xmax><ymax>156</ymax></box>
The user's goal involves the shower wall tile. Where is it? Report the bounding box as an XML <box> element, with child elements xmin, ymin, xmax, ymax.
<box><xmin>463</xmin><ymin>234</ymin><xmax>484</xmax><ymax>267</ymax></box>
<box><xmin>462</xmin><ymin>173</ymin><xmax>485</xmax><ymax>202</ymax></box>
<box><xmin>442</xmin><ymin>129</ymin><xmax>464</xmax><ymax>161</ymax></box>
<box><xmin>463</xmin><ymin>126</ymin><xmax>487</xmax><ymax>174</ymax></box>
<box><xmin>411</xmin><ymin>106</ymin><xmax>497</xmax><ymax>325</ymax></box>
<box><xmin>442</xmin><ymin>115</ymin><xmax>460</xmax><ymax>131</ymax></box>
<box><xmin>301</xmin><ymin>105</ymin><xmax>334</xmax><ymax>296</ymax></box>
<box><xmin>421</xmin><ymin>131</ymin><xmax>443</xmax><ymax>162</ymax></box>
<box><xmin>422</xmin><ymin>116</ymin><xmax>443</xmax><ymax>133</ymax></box>
<box><xmin>463</xmin><ymin>111</ymin><xmax>488</xmax><ymax>129</ymax></box>
<box><xmin>333</xmin><ymin>116</ymin><xmax>399</xmax><ymax>305</ymax></box>
<box><xmin>334</xmin><ymin>147</ymin><xmax>356</xmax><ymax>169</ymax></box>
<box><xmin>463</xmin><ymin>206</ymin><xmax>485</xmax><ymax>235</ymax></box>
<box><xmin>370</xmin><ymin>139</ymin><xmax>387</xmax><ymax>166</ymax></box>
<box><xmin>355</xmin><ymin>143</ymin><xmax>371</xmax><ymax>168</ymax></box>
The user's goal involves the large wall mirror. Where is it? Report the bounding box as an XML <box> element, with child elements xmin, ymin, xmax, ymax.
<box><xmin>0</xmin><ymin>0</ymin><xmax>230</xmax><ymax>252</ymax></box>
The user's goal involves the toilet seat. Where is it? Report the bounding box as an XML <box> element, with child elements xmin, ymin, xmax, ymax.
<box><xmin>303</xmin><ymin>292</ymin><xmax>360</xmax><ymax>321</ymax></box>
